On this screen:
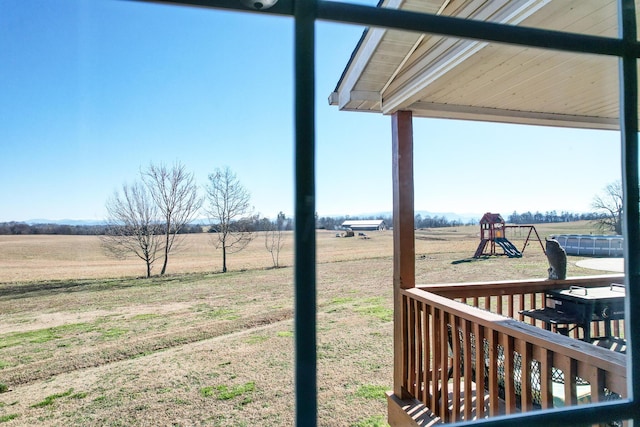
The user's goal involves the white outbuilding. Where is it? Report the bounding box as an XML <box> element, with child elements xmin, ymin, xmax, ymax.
<box><xmin>341</xmin><ymin>220</ymin><xmax>386</xmax><ymax>231</ymax></box>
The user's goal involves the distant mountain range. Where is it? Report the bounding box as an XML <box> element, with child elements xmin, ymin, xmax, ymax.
<box><xmin>18</xmin><ymin>211</ymin><xmax>483</xmax><ymax>226</ymax></box>
<box><xmin>24</xmin><ymin>219</ymin><xmax>106</xmax><ymax>226</ymax></box>
<box><xmin>322</xmin><ymin>210</ymin><xmax>483</xmax><ymax>223</ymax></box>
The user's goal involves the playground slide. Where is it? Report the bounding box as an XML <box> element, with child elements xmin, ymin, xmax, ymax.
<box><xmin>495</xmin><ymin>238</ymin><xmax>522</xmax><ymax>258</ymax></box>
<box><xmin>473</xmin><ymin>239</ymin><xmax>488</xmax><ymax>258</ymax></box>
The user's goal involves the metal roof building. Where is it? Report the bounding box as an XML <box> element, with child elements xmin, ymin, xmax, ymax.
<box><xmin>341</xmin><ymin>220</ymin><xmax>387</xmax><ymax>231</ymax></box>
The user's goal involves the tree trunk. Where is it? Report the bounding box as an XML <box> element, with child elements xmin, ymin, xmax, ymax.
<box><xmin>160</xmin><ymin>231</ymin><xmax>170</xmax><ymax>275</ymax></box>
<box><xmin>146</xmin><ymin>260</ymin><xmax>152</xmax><ymax>278</ymax></box>
<box><xmin>222</xmin><ymin>245</ymin><xmax>227</xmax><ymax>273</ymax></box>
<box><xmin>160</xmin><ymin>248</ymin><xmax>169</xmax><ymax>275</ymax></box>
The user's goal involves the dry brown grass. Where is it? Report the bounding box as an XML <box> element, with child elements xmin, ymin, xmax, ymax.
<box><xmin>0</xmin><ymin>222</ymin><xmax>612</xmax><ymax>426</ymax></box>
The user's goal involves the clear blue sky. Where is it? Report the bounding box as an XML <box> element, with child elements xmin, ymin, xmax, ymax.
<box><xmin>0</xmin><ymin>0</ymin><xmax>622</xmax><ymax>223</ymax></box>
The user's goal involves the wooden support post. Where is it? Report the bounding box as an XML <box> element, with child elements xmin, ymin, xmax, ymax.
<box><xmin>392</xmin><ymin>110</ymin><xmax>415</xmax><ymax>399</ymax></box>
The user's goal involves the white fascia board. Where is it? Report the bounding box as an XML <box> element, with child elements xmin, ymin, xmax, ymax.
<box><xmin>335</xmin><ymin>0</ymin><xmax>405</xmax><ymax>110</ymax></box>
<box><xmin>337</xmin><ymin>27</ymin><xmax>387</xmax><ymax>110</ymax></box>
<box><xmin>409</xmin><ymin>101</ymin><xmax>620</xmax><ymax>130</ymax></box>
<box><xmin>328</xmin><ymin>91</ymin><xmax>379</xmax><ymax>108</ymax></box>
<box><xmin>381</xmin><ymin>0</ymin><xmax>550</xmax><ymax>115</ymax></box>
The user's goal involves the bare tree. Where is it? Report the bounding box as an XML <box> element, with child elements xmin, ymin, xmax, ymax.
<box><xmin>592</xmin><ymin>180</ymin><xmax>623</xmax><ymax>234</ymax></box>
<box><xmin>205</xmin><ymin>167</ymin><xmax>254</xmax><ymax>272</ymax></box>
<box><xmin>101</xmin><ymin>182</ymin><xmax>163</xmax><ymax>278</ymax></box>
<box><xmin>142</xmin><ymin>162</ymin><xmax>202</xmax><ymax>275</ymax></box>
<box><xmin>265</xmin><ymin>212</ymin><xmax>286</xmax><ymax>268</ymax></box>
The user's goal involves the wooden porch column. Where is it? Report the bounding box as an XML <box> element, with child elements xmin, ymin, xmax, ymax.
<box><xmin>392</xmin><ymin>110</ymin><xmax>415</xmax><ymax>399</ymax></box>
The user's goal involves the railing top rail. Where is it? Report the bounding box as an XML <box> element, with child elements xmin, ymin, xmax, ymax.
<box><xmin>417</xmin><ymin>274</ymin><xmax>625</xmax><ymax>298</ymax></box>
<box><xmin>403</xmin><ymin>287</ymin><xmax>626</xmax><ymax>377</ymax></box>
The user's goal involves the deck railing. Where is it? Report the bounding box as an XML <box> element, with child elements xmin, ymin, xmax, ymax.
<box><xmin>418</xmin><ymin>274</ymin><xmax>625</xmax><ymax>340</ymax></box>
<box><xmin>401</xmin><ymin>275</ymin><xmax>627</xmax><ymax>423</ymax></box>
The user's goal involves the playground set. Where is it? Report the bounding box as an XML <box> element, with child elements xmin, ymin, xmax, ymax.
<box><xmin>473</xmin><ymin>212</ymin><xmax>545</xmax><ymax>258</ymax></box>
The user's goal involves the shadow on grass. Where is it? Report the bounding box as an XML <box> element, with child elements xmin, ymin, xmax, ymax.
<box><xmin>0</xmin><ymin>272</ymin><xmax>217</xmax><ymax>299</ymax></box>
<box><xmin>0</xmin><ymin>279</ymin><xmax>141</xmax><ymax>299</ymax></box>
<box><xmin>451</xmin><ymin>256</ymin><xmax>491</xmax><ymax>265</ymax></box>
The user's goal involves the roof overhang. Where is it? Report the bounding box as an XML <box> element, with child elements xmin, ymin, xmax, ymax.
<box><xmin>330</xmin><ymin>0</ymin><xmax>626</xmax><ymax>130</ymax></box>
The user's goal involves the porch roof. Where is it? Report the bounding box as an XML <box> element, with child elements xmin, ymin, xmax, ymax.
<box><xmin>329</xmin><ymin>0</ymin><xmax>627</xmax><ymax>130</ymax></box>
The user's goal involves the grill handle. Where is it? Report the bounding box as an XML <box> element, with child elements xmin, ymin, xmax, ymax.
<box><xmin>569</xmin><ymin>285</ymin><xmax>587</xmax><ymax>295</ymax></box>
<box><xmin>610</xmin><ymin>283</ymin><xmax>625</xmax><ymax>293</ymax></box>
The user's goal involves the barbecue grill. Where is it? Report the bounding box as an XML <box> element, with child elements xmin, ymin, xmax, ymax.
<box><xmin>522</xmin><ymin>284</ymin><xmax>625</xmax><ymax>342</ymax></box>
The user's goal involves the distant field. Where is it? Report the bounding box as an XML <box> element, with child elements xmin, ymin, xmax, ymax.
<box><xmin>0</xmin><ymin>221</ymin><xmax>602</xmax><ymax>283</ymax></box>
<box><xmin>0</xmin><ymin>221</ymin><xmax>617</xmax><ymax>426</ymax></box>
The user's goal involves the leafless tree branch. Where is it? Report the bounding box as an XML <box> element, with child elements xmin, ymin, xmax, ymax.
<box><xmin>142</xmin><ymin>162</ymin><xmax>202</xmax><ymax>275</ymax></box>
<box><xmin>591</xmin><ymin>180</ymin><xmax>623</xmax><ymax>234</ymax></box>
<box><xmin>265</xmin><ymin>212</ymin><xmax>286</xmax><ymax>268</ymax></box>
<box><xmin>100</xmin><ymin>182</ymin><xmax>163</xmax><ymax>278</ymax></box>
<box><xmin>205</xmin><ymin>167</ymin><xmax>254</xmax><ymax>272</ymax></box>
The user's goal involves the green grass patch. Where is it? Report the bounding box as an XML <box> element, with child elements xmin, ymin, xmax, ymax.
<box><xmin>354</xmin><ymin>384</ymin><xmax>388</xmax><ymax>400</ymax></box>
<box><xmin>0</xmin><ymin>414</ymin><xmax>18</xmax><ymax>423</ymax></box>
<box><xmin>70</xmin><ymin>392</ymin><xmax>88</xmax><ymax>399</ymax></box>
<box><xmin>0</xmin><ymin>383</ymin><xmax>8</xmax><ymax>393</ymax></box>
<box><xmin>201</xmin><ymin>382</ymin><xmax>255</xmax><ymax>400</ymax></box>
<box><xmin>131</xmin><ymin>313</ymin><xmax>161</xmax><ymax>321</ymax></box>
<box><xmin>100</xmin><ymin>328</ymin><xmax>128</xmax><ymax>339</ymax></box>
<box><xmin>330</xmin><ymin>296</ymin><xmax>355</xmax><ymax>305</ymax></box>
<box><xmin>244</xmin><ymin>335</ymin><xmax>268</xmax><ymax>344</ymax></box>
<box><xmin>200</xmin><ymin>386</ymin><xmax>215</xmax><ymax>397</ymax></box>
<box><xmin>0</xmin><ymin>360</ymin><xmax>10</xmax><ymax>370</ymax></box>
<box><xmin>0</xmin><ymin>323</ymin><xmax>94</xmax><ymax>349</ymax></box>
<box><xmin>192</xmin><ymin>304</ymin><xmax>239</xmax><ymax>320</ymax></box>
<box><xmin>352</xmin><ymin>414</ymin><xmax>389</xmax><ymax>427</ymax></box>
<box><xmin>216</xmin><ymin>382</ymin><xmax>255</xmax><ymax>400</ymax></box>
<box><xmin>354</xmin><ymin>303</ymin><xmax>392</xmax><ymax>322</ymax></box>
<box><xmin>30</xmin><ymin>388</ymin><xmax>74</xmax><ymax>408</ymax></box>
<box><xmin>276</xmin><ymin>331</ymin><xmax>293</xmax><ymax>337</ymax></box>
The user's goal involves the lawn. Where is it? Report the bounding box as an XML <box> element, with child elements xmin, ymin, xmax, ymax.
<box><xmin>0</xmin><ymin>222</ymin><xmax>615</xmax><ymax>426</ymax></box>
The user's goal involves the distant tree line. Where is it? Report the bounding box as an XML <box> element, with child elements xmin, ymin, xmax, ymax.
<box><xmin>0</xmin><ymin>222</ymin><xmax>207</xmax><ymax>236</ymax></box>
<box><xmin>506</xmin><ymin>210</ymin><xmax>605</xmax><ymax>225</ymax></box>
<box><xmin>414</xmin><ymin>214</ymin><xmax>470</xmax><ymax>228</ymax></box>
<box><xmin>0</xmin><ymin>222</ymin><xmax>106</xmax><ymax>235</ymax></box>
<box><xmin>315</xmin><ymin>214</ymin><xmax>470</xmax><ymax>230</ymax></box>
<box><xmin>0</xmin><ymin>218</ymin><xmax>293</xmax><ymax>236</ymax></box>
<box><xmin>1</xmin><ymin>210</ymin><xmax>610</xmax><ymax>236</ymax></box>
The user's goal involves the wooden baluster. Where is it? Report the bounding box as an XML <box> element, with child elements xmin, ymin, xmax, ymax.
<box><xmin>413</xmin><ymin>298</ymin><xmax>421</xmax><ymax>398</ymax></box>
<box><xmin>556</xmin><ymin>355</ymin><xmax>577</xmax><ymax>406</ymax></box>
<box><xmin>407</xmin><ymin>298</ymin><xmax>416</xmax><ymax>397</ymax></box>
<box><xmin>518</xmin><ymin>294</ymin><xmax>525</xmax><ymax>322</ymax></box>
<box><xmin>462</xmin><ymin>319</ymin><xmax>473</xmax><ymax>421</ymax></box>
<box><xmin>451</xmin><ymin>314</ymin><xmax>462</xmax><ymax>421</ymax></box>
<box><xmin>406</xmin><ymin>296</ymin><xmax>416</xmax><ymax>396</ymax></box>
<box><xmin>487</xmin><ymin>329</ymin><xmax>499</xmax><ymax>417</ymax></box>
<box><xmin>496</xmin><ymin>296</ymin><xmax>503</xmax><ymax>315</ymax></box>
<box><xmin>535</xmin><ymin>347</ymin><xmax>554</xmax><ymax>409</ymax></box>
<box><xmin>402</xmin><ymin>294</ymin><xmax>409</xmax><ymax>392</ymax></box>
<box><xmin>474</xmin><ymin>323</ymin><xmax>486</xmax><ymax>419</ymax></box>
<box><xmin>501</xmin><ymin>334</ymin><xmax>516</xmax><ymax>414</ymax></box>
<box><xmin>431</xmin><ymin>306</ymin><xmax>440</xmax><ymax>415</ymax></box>
<box><xmin>439</xmin><ymin>310</ymin><xmax>450</xmax><ymax>421</ymax></box>
<box><xmin>422</xmin><ymin>301</ymin><xmax>430</xmax><ymax>405</ymax></box>
<box><xmin>508</xmin><ymin>295</ymin><xmax>514</xmax><ymax>319</ymax></box>
<box><xmin>516</xmin><ymin>339</ymin><xmax>533</xmax><ymax>412</ymax></box>
<box><xmin>528</xmin><ymin>293</ymin><xmax>536</xmax><ymax>325</ymax></box>
<box><xmin>579</xmin><ymin>364</ymin><xmax>604</xmax><ymax>404</ymax></box>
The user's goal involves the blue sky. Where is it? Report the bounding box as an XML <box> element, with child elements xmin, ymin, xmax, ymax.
<box><xmin>0</xmin><ymin>0</ymin><xmax>622</xmax><ymax>222</ymax></box>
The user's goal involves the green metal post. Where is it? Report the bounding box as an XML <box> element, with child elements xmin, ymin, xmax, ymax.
<box><xmin>294</xmin><ymin>0</ymin><xmax>317</xmax><ymax>425</ymax></box>
<box><xmin>619</xmin><ymin>0</ymin><xmax>640</xmax><ymax>407</ymax></box>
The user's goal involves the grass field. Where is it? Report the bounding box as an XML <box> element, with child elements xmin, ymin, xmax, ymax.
<box><xmin>0</xmin><ymin>222</ymin><xmax>617</xmax><ymax>426</ymax></box>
